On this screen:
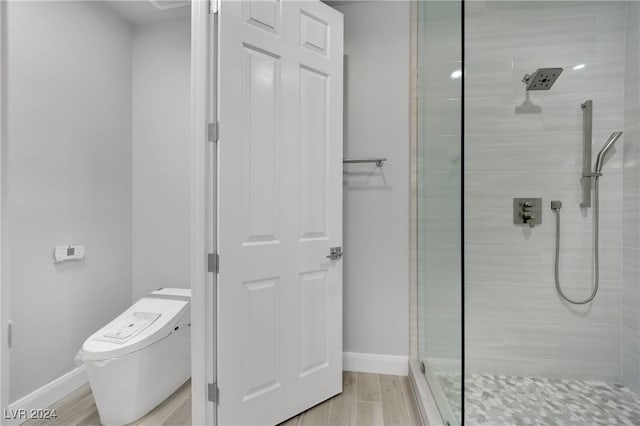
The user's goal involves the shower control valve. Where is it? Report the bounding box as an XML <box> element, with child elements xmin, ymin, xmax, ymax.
<box><xmin>513</xmin><ymin>198</ymin><xmax>542</xmax><ymax>228</ymax></box>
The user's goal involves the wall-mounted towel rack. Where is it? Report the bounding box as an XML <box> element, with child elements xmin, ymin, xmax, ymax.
<box><xmin>343</xmin><ymin>158</ymin><xmax>387</xmax><ymax>167</ymax></box>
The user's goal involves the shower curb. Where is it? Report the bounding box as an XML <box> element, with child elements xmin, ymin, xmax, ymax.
<box><xmin>408</xmin><ymin>359</ymin><xmax>445</xmax><ymax>426</ymax></box>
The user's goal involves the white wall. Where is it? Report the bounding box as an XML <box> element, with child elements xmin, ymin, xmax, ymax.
<box><xmin>132</xmin><ymin>18</ymin><xmax>191</xmax><ymax>300</ymax></box>
<box><xmin>465</xmin><ymin>1</ymin><xmax>625</xmax><ymax>381</ymax></box>
<box><xmin>623</xmin><ymin>1</ymin><xmax>640</xmax><ymax>394</ymax></box>
<box><xmin>335</xmin><ymin>1</ymin><xmax>410</xmax><ymax>358</ymax></box>
<box><xmin>6</xmin><ymin>1</ymin><xmax>133</xmax><ymax>401</ymax></box>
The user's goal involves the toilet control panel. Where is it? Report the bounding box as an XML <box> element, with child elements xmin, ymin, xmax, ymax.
<box><xmin>53</xmin><ymin>245</ymin><xmax>85</xmax><ymax>263</ymax></box>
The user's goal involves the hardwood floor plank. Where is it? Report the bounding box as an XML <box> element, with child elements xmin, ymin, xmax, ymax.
<box><xmin>279</xmin><ymin>415</ymin><xmax>302</xmax><ymax>426</ymax></box>
<box><xmin>356</xmin><ymin>372</ymin><xmax>381</xmax><ymax>403</ymax></box>
<box><xmin>327</xmin><ymin>371</ymin><xmax>357</xmax><ymax>426</ymax></box>
<box><xmin>355</xmin><ymin>401</ymin><xmax>384</xmax><ymax>426</ymax></box>
<box><xmin>162</xmin><ymin>398</ymin><xmax>191</xmax><ymax>426</ymax></box>
<box><xmin>379</xmin><ymin>375</ymin><xmax>411</xmax><ymax>426</ymax></box>
<box><xmin>49</xmin><ymin>391</ymin><xmax>99</xmax><ymax>426</ymax></box>
<box><xmin>78</xmin><ymin>409</ymin><xmax>101</xmax><ymax>426</ymax></box>
<box><xmin>134</xmin><ymin>380</ymin><xmax>191</xmax><ymax>425</ymax></box>
<box><xmin>400</xmin><ymin>376</ymin><xmax>423</xmax><ymax>426</ymax></box>
<box><xmin>299</xmin><ymin>399</ymin><xmax>331</xmax><ymax>426</ymax></box>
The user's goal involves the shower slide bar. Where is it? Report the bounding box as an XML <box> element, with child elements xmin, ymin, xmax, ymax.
<box><xmin>580</xmin><ymin>100</ymin><xmax>594</xmax><ymax>208</ymax></box>
<box><xmin>343</xmin><ymin>158</ymin><xmax>387</xmax><ymax>167</ymax></box>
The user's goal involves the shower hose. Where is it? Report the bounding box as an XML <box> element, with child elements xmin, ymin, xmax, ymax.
<box><xmin>552</xmin><ymin>177</ymin><xmax>600</xmax><ymax>305</ymax></box>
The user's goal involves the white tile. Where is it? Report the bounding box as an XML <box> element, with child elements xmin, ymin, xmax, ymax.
<box><xmin>539</xmin><ymin>359</ymin><xmax>621</xmax><ymax>382</ymax></box>
<box><xmin>462</xmin><ymin>0</ymin><xmax>628</xmax><ymax>382</ymax></box>
<box><xmin>622</xmin><ymin>285</ymin><xmax>639</xmax><ymax>330</ymax></box>
<box><xmin>623</xmin><ymin>325</ymin><xmax>640</xmax><ymax>392</ymax></box>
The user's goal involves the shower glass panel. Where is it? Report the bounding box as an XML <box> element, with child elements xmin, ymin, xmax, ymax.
<box><xmin>416</xmin><ymin>1</ymin><xmax>462</xmax><ymax>424</ymax></box>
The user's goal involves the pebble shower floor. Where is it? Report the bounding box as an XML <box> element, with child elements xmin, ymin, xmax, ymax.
<box><xmin>437</xmin><ymin>372</ymin><xmax>640</xmax><ymax>425</ymax></box>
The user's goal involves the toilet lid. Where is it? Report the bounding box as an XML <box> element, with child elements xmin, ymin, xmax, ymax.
<box><xmin>81</xmin><ymin>289</ymin><xmax>190</xmax><ymax>361</ymax></box>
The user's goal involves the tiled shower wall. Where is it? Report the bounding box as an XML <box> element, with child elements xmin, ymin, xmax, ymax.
<box><xmin>465</xmin><ymin>1</ymin><xmax>626</xmax><ymax>381</ymax></box>
<box><xmin>623</xmin><ymin>1</ymin><xmax>640</xmax><ymax>394</ymax></box>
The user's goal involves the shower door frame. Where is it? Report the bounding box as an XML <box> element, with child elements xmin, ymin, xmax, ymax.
<box><xmin>407</xmin><ymin>0</ymin><xmax>446</xmax><ymax>422</ymax></box>
<box><xmin>409</xmin><ymin>0</ymin><xmax>465</xmax><ymax>424</ymax></box>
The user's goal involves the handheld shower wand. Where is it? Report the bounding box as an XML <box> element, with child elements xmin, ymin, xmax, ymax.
<box><xmin>594</xmin><ymin>132</ymin><xmax>623</xmax><ymax>174</ymax></box>
<box><xmin>553</xmin><ymin>130</ymin><xmax>623</xmax><ymax>305</ymax></box>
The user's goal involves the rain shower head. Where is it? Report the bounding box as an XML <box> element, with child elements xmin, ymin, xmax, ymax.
<box><xmin>595</xmin><ymin>132</ymin><xmax>623</xmax><ymax>174</ymax></box>
<box><xmin>522</xmin><ymin>68</ymin><xmax>563</xmax><ymax>90</ymax></box>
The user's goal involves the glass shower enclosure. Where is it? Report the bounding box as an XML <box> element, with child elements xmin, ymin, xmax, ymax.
<box><xmin>416</xmin><ymin>1</ymin><xmax>462</xmax><ymax>425</ymax></box>
<box><xmin>417</xmin><ymin>1</ymin><xmax>640</xmax><ymax>424</ymax></box>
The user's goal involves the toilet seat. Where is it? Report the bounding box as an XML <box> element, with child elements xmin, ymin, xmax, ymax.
<box><xmin>81</xmin><ymin>288</ymin><xmax>190</xmax><ymax>362</ymax></box>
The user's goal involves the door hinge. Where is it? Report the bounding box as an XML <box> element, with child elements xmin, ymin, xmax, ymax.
<box><xmin>7</xmin><ymin>321</ymin><xmax>12</xmax><ymax>349</ymax></box>
<box><xmin>208</xmin><ymin>253</ymin><xmax>219</xmax><ymax>273</ymax></box>
<box><xmin>208</xmin><ymin>382</ymin><xmax>219</xmax><ymax>404</ymax></box>
<box><xmin>209</xmin><ymin>0</ymin><xmax>218</xmax><ymax>15</ymax></box>
<box><xmin>208</xmin><ymin>122</ymin><xmax>219</xmax><ymax>143</ymax></box>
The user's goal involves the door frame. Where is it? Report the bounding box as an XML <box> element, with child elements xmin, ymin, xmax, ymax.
<box><xmin>190</xmin><ymin>0</ymin><xmax>217</xmax><ymax>424</ymax></box>
<box><xmin>0</xmin><ymin>0</ymin><xmax>8</xmax><ymax>414</ymax></box>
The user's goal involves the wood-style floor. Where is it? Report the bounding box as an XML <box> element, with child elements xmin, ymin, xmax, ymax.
<box><xmin>24</xmin><ymin>372</ymin><xmax>421</xmax><ymax>426</ymax></box>
<box><xmin>23</xmin><ymin>380</ymin><xmax>192</xmax><ymax>426</ymax></box>
<box><xmin>279</xmin><ymin>372</ymin><xmax>422</xmax><ymax>426</ymax></box>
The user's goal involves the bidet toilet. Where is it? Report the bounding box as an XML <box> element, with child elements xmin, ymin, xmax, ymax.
<box><xmin>78</xmin><ymin>288</ymin><xmax>191</xmax><ymax>426</ymax></box>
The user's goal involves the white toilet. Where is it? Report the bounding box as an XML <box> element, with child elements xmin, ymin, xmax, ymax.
<box><xmin>78</xmin><ymin>288</ymin><xmax>191</xmax><ymax>426</ymax></box>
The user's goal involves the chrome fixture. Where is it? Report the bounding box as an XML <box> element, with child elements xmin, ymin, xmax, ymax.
<box><xmin>343</xmin><ymin>158</ymin><xmax>387</xmax><ymax>167</ymax></box>
<box><xmin>595</xmin><ymin>132</ymin><xmax>623</xmax><ymax>174</ymax></box>
<box><xmin>554</xmin><ymin>99</ymin><xmax>623</xmax><ymax>305</ymax></box>
<box><xmin>552</xmin><ymin>197</ymin><xmax>602</xmax><ymax>305</ymax></box>
<box><xmin>579</xmin><ymin>101</ymin><xmax>622</xmax><ymax>205</ymax></box>
<box><xmin>580</xmin><ymin>101</ymin><xmax>594</xmax><ymax>207</ymax></box>
<box><xmin>326</xmin><ymin>247</ymin><xmax>343</xmax><ymax>260</ymax></box>
<box><xmin>521</xmin><ymin>68</ymin><xmax>563</xmax><ymax>90</ymax></box>
<box><xmin>513</xmin><ymin>198</ymin><xmax>542</xmax><ymax>228</ymax></box>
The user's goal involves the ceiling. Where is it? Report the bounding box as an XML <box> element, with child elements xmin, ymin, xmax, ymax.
<box><xmin>107</xmin><ymin>0</ymin><xmax>190</xmax><ymax>25</ymax></box>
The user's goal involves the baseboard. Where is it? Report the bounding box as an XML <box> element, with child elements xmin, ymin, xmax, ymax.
<box><xmin>343</xmin><ymin>352</ymin><xmax>409</xmax><ymax>376</ymax></box>
<box><xmin>4</xmin><ymin>366</ymin><xmax>88</xmax><ymax>426</ymax></box>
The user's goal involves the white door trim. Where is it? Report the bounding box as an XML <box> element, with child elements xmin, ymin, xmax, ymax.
<box><xmin>190</xmin><ymin>0</ymin><xmax>217</xmax><ymax>424</ymax></box>
<box><xmin>0</xmin><ymin>0</ymin><xmax>9</xmax><ymax>414</ymax></box>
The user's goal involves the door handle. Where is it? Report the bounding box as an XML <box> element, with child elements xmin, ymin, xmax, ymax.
<box><xmin>326</xmin><ymin>247</ymin><xmax>343</xmax><ymax>260</ymax></box>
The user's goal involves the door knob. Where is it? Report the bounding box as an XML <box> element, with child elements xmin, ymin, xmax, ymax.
<box><xmin>326</xmin><ymin>247</ymin><xmax>343</xmax><ymax>260</ymax></box>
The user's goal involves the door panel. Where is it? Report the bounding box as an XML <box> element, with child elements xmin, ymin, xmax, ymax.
<box><xmin>299</xmin><ymin>269</ymin><xmax>329</xmax><ymax>376</ymax></box>
<box><xmin>218</xmin><ymin>0</ymin><xmax>343</xmax><ymax>424</ymax></box>
<box><xmin>241</xmin><ymin>277</ymin><xmax>280</xmax><ymax>400</ymax></box>
<box><xmin>241</xmin><ymin>45</ymin><xmax>281</xmax><ymax>245</ymax></box>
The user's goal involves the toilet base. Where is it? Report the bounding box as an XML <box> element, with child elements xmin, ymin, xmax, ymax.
<box><xmin>84</xmin><ymin>328</ymin><xmax>190</xmax><ymax>426</ymax></box>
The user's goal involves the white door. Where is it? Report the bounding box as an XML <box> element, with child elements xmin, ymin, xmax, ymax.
<box><xmin>217</xmin><ymin>0</ymin><xmax>343</xmax><ymax>424</ymax></box>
